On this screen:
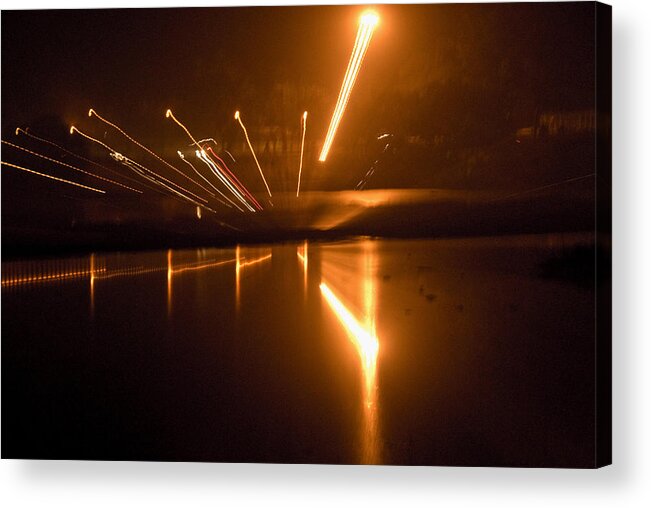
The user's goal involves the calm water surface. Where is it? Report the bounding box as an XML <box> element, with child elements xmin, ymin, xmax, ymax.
<box><xmin>2</xmin><ymin>236</ymin><xmax>596</xmax><ymax>466</ymax></box>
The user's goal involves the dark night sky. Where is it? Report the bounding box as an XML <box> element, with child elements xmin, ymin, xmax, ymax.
<box><xmin>2</xmin><ymin>3</ymin><xmax>595</xmax><ymax>152</ymax></box>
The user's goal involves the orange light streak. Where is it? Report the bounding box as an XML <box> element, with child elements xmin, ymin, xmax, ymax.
<box><xmin>2</xmin><ymin>267</ymin><xmax>107</xmax><ymax>287</ymax></box>
<box><xmin>71</xmin><ymin>126</ymin><xmax>210</xmax><ymax>207</ymax></box>
<box><xmin>167</xmin><ymin>249</ymin><xmax>173</xmax><ymax>317</ymax></box>
<box><xmin>88</xmin><ymin>108</ymin><xmax>210</xmax><ymax>192</ymax></box>
<box><xmin>170</xmin><ymin>257</ymin><xmax>236</xmax><ymax>275</ymax></box>
<box><xmin>297</xmin><ymin>111</ymin><xmax>308</xmax><ymax>197</ymax></box>
<box><xmin>0</xmin><ymin>161</ymin><xmax>106</xmax><ymax>194</ymax></box>
<box><xmin>297</xmin><ymin>240</ymin><xmax>308</xmax><ymax>292</ymax></box>
<box><xmin>16</xmin><ymin>128</ymin><xmax>147</xmax><ymax>191</ymax></box>
<box><xmin>238</xmin><ymin>253</ymin><xmax>272</xmax><ymax>268</ymax></box>
<box><xmin>235</xmin><ymin>244</ymin><xmax>241</xmax><ymax>309</ymax></box>
<box><xmin>234</xmin><ymin>111</ymin><xmax>272</xmax><ymax>197</ymax></box>
<box><xmin>1</xmin><ymin>140</ymin><xmax>140</xmax><ymax>193</ymax></box>
<box><xmin>165</xmin><ymin>109</ymin><xmax>203</xmax><ymax>151</ymax></box>
<box><xmin>319</xmin><ymin>11</ymin><xmax>379</xmax><ymax>162</ymax></box>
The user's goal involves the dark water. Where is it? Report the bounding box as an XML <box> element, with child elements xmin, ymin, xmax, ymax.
<box><xmin>2</xmin><ymin>236</ymin><xmax>597</xmax><ymax>466</ymax></box>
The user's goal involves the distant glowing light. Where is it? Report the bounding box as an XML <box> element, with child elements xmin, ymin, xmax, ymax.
<box><xmin>1</xmin><ymin>160</ymin><xmax>106</xmax><ymax>194</ymax></box>
<box><xmin>296</xmin><ymin>111</ymin><xmax>308</xmax><ymax>197</ymax></box>
<box><xmin>234</xmin><ymin>110</ymin><xmax>272</xmax><ymax>197</ymax></box>
<box><xmin>318</xmin><ymin>11</ymin><xmax>379</xmax><ymax>162</ymax></box>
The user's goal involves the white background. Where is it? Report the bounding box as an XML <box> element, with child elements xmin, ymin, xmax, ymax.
<box><xmin>1</xmin><ymin>0</ymin><xmax>649</xmax><ymax>506</ymax></box>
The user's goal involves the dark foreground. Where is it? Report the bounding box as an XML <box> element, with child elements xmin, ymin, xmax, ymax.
<box><xmin>2</xmin><ymin>235</ymin><xmax>598</xmax><ymax>466</ymax></box>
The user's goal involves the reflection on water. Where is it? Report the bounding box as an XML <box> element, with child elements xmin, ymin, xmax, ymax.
<box><xmin>297</xmin><ymin>240</ymin><xmax>308</xmax><ymax>294</ymax></box>
<box><xmin>320</xmin><ymin>240</ymin><xmax>381</xmax><ymax>464</ymax></box>
<box><xmin>1</xmin><ymin>234</ymin><xmax>597</xmax><ymax>465</ymax></box>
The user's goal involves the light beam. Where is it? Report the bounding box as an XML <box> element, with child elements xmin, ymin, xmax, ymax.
<box><xmin>318</xmin><ymin>11</ymin><xmax>379</xmax><ymax>162</ymax></box>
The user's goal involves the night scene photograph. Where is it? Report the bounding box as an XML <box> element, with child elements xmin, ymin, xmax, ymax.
<box><xmin>1</xmin><ymin>2</ymin><xmax>611</xmax><ymax>467</ymax></box>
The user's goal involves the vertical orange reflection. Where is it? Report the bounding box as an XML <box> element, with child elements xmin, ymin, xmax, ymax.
<box><xmin>320</xmin><ymin>241</ymin><xmax>380</xmax><ymax>463</ymax></box>
<box><xmin>235</xmin><ymin>244</ymin><xmax>241</xmax><ymax>311</ymax></box>
<box><xmin>297</xmin><ymin>240</ymin><xmax>308</xmax><ymax>294</ymax></box>
<box><xmin>167</xmin><ymin>249</ymin><xmax>172</xmax><ymax>317</ymax></box>
<box><xmin>89</xmin><ymin>253</ymin><xmax>96</xmax><ymax>317</ymax></box>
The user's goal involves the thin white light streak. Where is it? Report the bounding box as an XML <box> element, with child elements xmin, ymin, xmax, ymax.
<box><xmin>205</xmin><ymin>147</ymin><xmax>263</xmax><ymax>210</ymax></box>
<box><xmin>192</xmin><ymin>151</ymin><xmax>244</xmax><ymax>212</ymax></box>
<box><xmin>197</xmin><ymin>150</ymin><xmax>254</xmax><ymax>212</ymax></box>
<box><xmin>234</xmin><ymin>111</ymin><xmax>272</xmax><ymax>197</ymax></box>
<box><xmin>177</xmin><ymin>151</ymin><xmax>232</xmax><ymax>208</ymax></box>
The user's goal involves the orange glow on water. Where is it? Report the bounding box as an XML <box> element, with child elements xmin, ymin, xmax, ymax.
<box><xmin>297</xmin><ymin>241</ymin><xmax>308</xmax><ymax>292</ymax></box>
<box><xmin>319</xmin><ymin>240</ymin><xmax>381</xmax><ymax>463</ymax></box>
<box><xmin>318</xmin><ymin>11</ymin><xmax>378</xmax><ymax>162</ymax></box>
<box><xmin>167</xmin><ymin>249</ymin><xmax>173</xmax><ymax>317</ymax></box>
<box><xmin>235</xmin><ymin>245</ymin><xmax>241</xmax><ymax>309</ymax></box>
<box><xmin>238</xmin><ymin>253</ymin><xmax>272</xmax><ymax>269</ymax></box>
<box><xmin>90</xmin><ymin>253</ymin><xmax>96</xmax><ymax>316</ymax></box>
<box><xmin>320</xmin><ymin>282</ymin><xmax>379</xmax><ymax>385</ymax></box>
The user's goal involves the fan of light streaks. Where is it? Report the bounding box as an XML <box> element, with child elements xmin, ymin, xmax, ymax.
<box><xmin>15</xmin><ymin>128</ymin><xmax>148</xmax><ymax>191</ymax></box>
<box><xmin>196</xmin><ymin>150</ymin><xmax>250</xmax><ymax>212</ymax></box>
<box><xmin>177</xmin><ymin>151</ymin><xmax>233</xmax><ymax>209</ymax></box>
<box><xmin>234</xmin><ymin>111</ymin><xmax>272</xmax><ymax>198</ymax></box>
<box><xmin>204</xmin><ymin>146</ymin><xmax>263</xmax><ymax>211</ymax></box>
<box><xmin>1</xmin><ymin>160</ymin><xmax>106</xmax><ymax>193</ymax></box>
<box><xmin>70</xmin><ymin>126</ymin><xmax>210</xmax><ymax>208</ymax></box>
<box><xmin>1</xmin><ymin>139</ymin><xmax>141</xmax><ymax>193</ymax></box>
<box><xmin>319</xmin><ymin>11</ymin><xmax>379</xmax><ymax>162</ymax></box>
<box><xmin>88</xmin><ymin>109</ymin><xmax>211</xmax><ymax>193</ymax></box>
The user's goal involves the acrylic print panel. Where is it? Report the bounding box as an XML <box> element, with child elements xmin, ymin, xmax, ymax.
<box><xmin>0</xmin><ymin>2</ymin><xmax>611</xmax><ymax>467</ymax></box>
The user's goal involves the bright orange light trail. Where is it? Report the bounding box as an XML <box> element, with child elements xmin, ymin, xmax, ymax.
<box><xmin>165</xmin><ymin>109</ymin><xmax>203</xmax><ymax>151</ymax></box>
<box><xmin>238</xmin><ymin>253</ymin><xmax>272</xmax><ymax>268</ymax></box>
<box><xmin>16</xmin><ymin>128</ymin><xmax>148</xmax><ymax>191</ymax></box>
<box><xmin>1</xmin><ymin>160</ymin><xmax>106</xmax><ymax>194</ymax></box>
<box><xmin>1</xmin><ymin>140</ymin><xmax>141</xmax><ymax>193</ymax></box>
<box><xmin>170</xmin><ymin>257</ymin><xmax>236</xmax><ymax>275</ymax></box>
<box><xmin>318</xmin><ymin>11</ymin><xmax>379</xmax><ymax>162</ymax></box>
<box><xmin>1</xmin><ymin>266</ymin><xmax>107</xmax><ymax>287</ymax></box>
<box><xmin>88</xmin><ymin>108</ymin><xmax>211</xmax><ymax>193</ymax></box>
<box><xmin>296</xmin><ymin>111</ymin><xmax>308</xmax><ymax>197</ymax></box>
<box><xmin>234</xmin><ymin>111</ymin><xmax>272</xmax><ymax>198</ymax></box>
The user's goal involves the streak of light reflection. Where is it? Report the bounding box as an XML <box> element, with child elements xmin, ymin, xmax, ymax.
<box><xmin>319</xmin><ymin>241</ymin><xmax>380</xmax><ymax>464</ymax></box>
